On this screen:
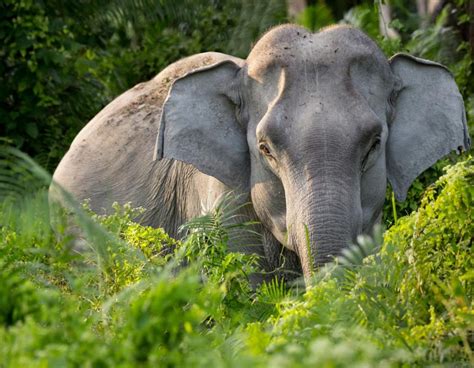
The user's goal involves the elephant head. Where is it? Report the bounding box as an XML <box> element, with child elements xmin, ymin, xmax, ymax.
<box><xmin>155</xmin><ymin>25</ymin><xmax>470</xmax><ymax>280</ymax></box>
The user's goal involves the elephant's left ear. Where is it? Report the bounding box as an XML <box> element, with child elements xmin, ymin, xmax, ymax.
<box><xmin>387</xmin><ymin>53</ymin><xmax>471</xmax><ymax>201</ymax></box>
<box><xmin>154</xmin><ymin>59</ymin><xmax>250</xmax><ymax>192</ymax></box>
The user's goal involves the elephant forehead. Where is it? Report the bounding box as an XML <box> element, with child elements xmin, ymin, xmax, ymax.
<box><xmin>247</xmin><ymin>24</ymin><xmax>389</xmax><ymax>82</ymax></box>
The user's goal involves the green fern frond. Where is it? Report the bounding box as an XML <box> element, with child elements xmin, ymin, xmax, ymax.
<box><xmin>258</xmin><ymin>277</ymin><xmax>290</xmax><ymax>305</ymax></box>
<box><xmin>338</xmin><ymin>224</ymin><xmax>384</xmax><ymax>267</ymax></box>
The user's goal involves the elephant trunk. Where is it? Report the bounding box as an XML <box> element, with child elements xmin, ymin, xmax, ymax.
<box><xmin>287</xmin><ymin>175</ymin><xmax>362</xmax><ymax>281</ymax></box>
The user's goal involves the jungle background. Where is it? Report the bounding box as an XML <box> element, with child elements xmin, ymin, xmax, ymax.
<box><xmin>0</xmin><ymin>0</ymin><xmax>473</xmax><ymax>366</ymax></box>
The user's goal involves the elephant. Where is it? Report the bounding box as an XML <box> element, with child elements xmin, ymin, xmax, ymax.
<box><xmin>52</xmin><ymin>24</ymin><xmax>470</xmax><ymax>282</ymax></box>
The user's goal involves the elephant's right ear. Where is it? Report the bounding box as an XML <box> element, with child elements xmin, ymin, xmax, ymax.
<box><xmin>154</xmin><ymin>60</ymin><xmax>249</xmax><ymax>191</ymax></box>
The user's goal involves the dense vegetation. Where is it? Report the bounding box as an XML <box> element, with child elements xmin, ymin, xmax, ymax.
<box><xmin>0</xmin><ymin>149</ymin><xmax>472</xmax><ymax>366</ymax></box>
<box><xmin>1</xmin><ymin>1</ymin><xmax>473</xmax><ymax>366</ymax></box>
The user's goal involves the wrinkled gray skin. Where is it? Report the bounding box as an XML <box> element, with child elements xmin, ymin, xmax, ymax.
<box><xmin>52</xmin><ymin>25</ymin><xmax>470</xmax><ymax>282</ymax></box>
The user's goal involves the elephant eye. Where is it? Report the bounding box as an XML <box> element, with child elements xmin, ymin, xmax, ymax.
<box><xmin>259</xmin><ymin>142</ymin><xmax>272</xmax><ymax>157</ymax></box>
<box><xmin>361</xmin><ymin>136</ymin><xmax>381</xmax><ymax>172</ymax></box>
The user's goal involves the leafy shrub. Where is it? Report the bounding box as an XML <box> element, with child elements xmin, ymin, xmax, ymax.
<box><xmin>0</xmin><ymin>0</ymin><xmax>108</xmax><ymax>170</ymax></box>
<box><xmin>1</xmin><ymin>153</ymin><xmax>473</xmax><ymax>366</ymax></box>
<box><xmin>0</xmin><ymin>262</ymin><xmax>40</xmax><ymax>327</ymax></box>
<box><xmin>383</xmin><ymin>157</ymin><xmax>473</xmax><ymax>357</ymax></box>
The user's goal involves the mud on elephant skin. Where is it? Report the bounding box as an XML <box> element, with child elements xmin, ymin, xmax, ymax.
<box><xmin>52</xmin><ymin>24</ymin><xmax>470</xmax><ymax>282</ymax></box>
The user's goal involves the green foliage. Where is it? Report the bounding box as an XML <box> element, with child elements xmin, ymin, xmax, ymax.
<box><xmin>0</xmin><ymin>262</ymin><xmax>39</xmax><ymax>327</ymax></box>
<box><xmin>384</xmin><ymin>158</ymin><xmax>473</xmax><ymax>347</ymax></box>
<box><xmin>1</xmin><ymin>147</ymin><xmax>473</xmax><ymax>366</ymax></box>
<box><xmin>1</xmin><ymin>0</ymin><xmax>287</xmax><ymax>171</ymax></box>
<box><xmin>0</xmin><ymin>0</ymin><xmax>108</xmax><ymax>170</ymax></box>
<box><xmin>296</xmin><ymin>1</ymin><xmax>335</xmax><ymax>31</ymax></box>
<box><xmin>124</xmin><ymin>223</ymin><xmax>177</xmax><ymax>259</ymax></box>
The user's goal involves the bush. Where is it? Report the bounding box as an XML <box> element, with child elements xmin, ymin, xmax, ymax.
<box><xmin>0</xmin><ymin>0</ymin><xmax>108</xmax><ymax>170</ymax></box>
<box><xmin>1</xmin><ymin>153</ymin><xmax>472</xmax><ymax>366</ymax></box>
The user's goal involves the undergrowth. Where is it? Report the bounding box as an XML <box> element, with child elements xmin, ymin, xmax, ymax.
<box><xmin>0</xmin><ymin>148</ymin><xmax>472</xmax><ymax>367</ymax></box>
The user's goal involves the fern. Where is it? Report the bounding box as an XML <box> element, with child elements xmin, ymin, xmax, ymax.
<box><xmin>338</xmin><ymin>224</ymin><xmax>384</xmax><ymax>268</ymax></box>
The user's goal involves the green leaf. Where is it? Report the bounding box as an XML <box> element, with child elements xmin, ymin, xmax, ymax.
<box><xmin>25</xmin><ymin>122</ymin><xmax>38</xmax><ymax>138</ymax></box>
